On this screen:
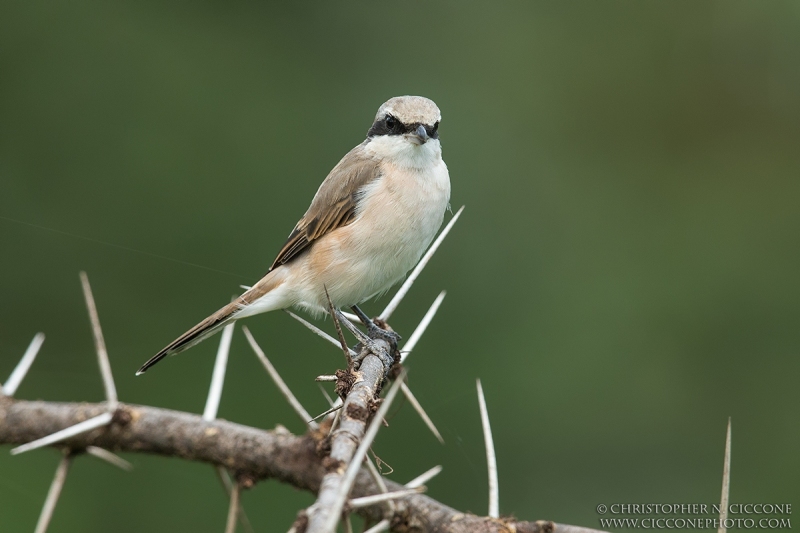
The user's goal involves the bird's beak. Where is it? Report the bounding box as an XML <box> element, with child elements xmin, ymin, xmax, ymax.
<box><xmin>408</xmin><ymin>125</ymin><xmax>429</xmax><ymax>146</ymax></box>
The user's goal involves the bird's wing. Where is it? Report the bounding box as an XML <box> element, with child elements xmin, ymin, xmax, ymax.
<box><xmin>138</xmin><ymin>145</ymin><xmax>382</xmax><ymax>375</ymax></box>
<box><xmin>270</xmin><ymin>143</ymin><xmax>381</xmax><ymax>270</ymax></box>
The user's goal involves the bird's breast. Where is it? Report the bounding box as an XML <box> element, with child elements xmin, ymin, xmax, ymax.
<box><xmin>354</xmin><ymin>158</ymin><xmax>451</xmax><ymax>261</ymax></box>
<box><xmin>296</xmin><ymin>156</ymin><xmax>450</xmax><ymax>311</ymax></box>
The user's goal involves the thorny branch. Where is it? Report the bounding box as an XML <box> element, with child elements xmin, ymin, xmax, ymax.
<box><xmin>0</xmin><ymin>397</ymin><xmax>601</xmax><ymax>533</ymax></box>
<box><xmin>305</xmin><ymin>339</ymin><xmax>401</xmax><ymax>533</ymax></box>
<box><xmin>1</xmin><ymin>208</ymin><xmax>610</xmax><ymax>533</ymax></box>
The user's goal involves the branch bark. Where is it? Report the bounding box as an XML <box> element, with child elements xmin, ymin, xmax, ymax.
<box><xmin>0</xmin><ymin>396</ymin><xmax>604</xmax><ymax>533</ymax></box>
<box><xmin>305</xmin><ymin>346</ymin><xmax>391</xmax><ymax>532</ymax></box>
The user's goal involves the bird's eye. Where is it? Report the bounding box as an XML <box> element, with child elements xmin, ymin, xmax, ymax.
<box><xmin>432</xmin><ymin>121</ymin><xmax>439</xmax><ymax>133</ymax></box>
<box><xmin>385</xmin><ymin>115</ymin><xmax>397</xmax><ymax>130</ymax></box>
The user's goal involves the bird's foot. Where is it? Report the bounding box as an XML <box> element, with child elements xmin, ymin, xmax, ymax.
<box><xmin>351</xmin><ymin>306</ymin><xmax>401</xmax><ymax>348</ymax></box>
<box><xmin>350</xmin><ymin>306</ymin><xmax>401</xmax><ymax>366</ymax></box>
<box><xmin>352</xmin><ymin>339</ymin><xmax>394</xmax><ymax>370</ymax></box>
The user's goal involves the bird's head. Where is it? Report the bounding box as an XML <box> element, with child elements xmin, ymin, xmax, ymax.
<box><xmin>366</xmin><ymin>96</ymin><xmax>442</xmax><ymax>167</ymax></box>
<box><xmin>368</xmin><ymin>96</ymin><xmax>441</xmax><ymax>145</ymax></box>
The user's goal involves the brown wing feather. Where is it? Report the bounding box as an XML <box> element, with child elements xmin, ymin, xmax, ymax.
<box><xmin>270</xmin><ymin>143</ymin><xmax>381</xmax><ymax>270</ymax></box>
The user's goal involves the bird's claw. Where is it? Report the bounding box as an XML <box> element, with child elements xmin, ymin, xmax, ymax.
<box><xmin>348</xmin><ymin>305</ymin><xmax>401</xmax><ymax>370</ymax></box>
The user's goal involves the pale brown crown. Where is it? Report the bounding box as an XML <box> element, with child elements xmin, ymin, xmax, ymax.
<box><xmin>374</xmin><ymin>96</ymin><xmax>441</xmax><ymax>127</ymax></box>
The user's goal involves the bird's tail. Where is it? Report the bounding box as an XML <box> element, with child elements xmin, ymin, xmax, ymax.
<box><xmin>136</xmin><ymin>301</ymin><xmax>241</xmax><ymax>375</ymax></box>
<box><xmin>136</xmin><ymin>269</ymin><xmax>288</xmax><ymax>375</ymax></box>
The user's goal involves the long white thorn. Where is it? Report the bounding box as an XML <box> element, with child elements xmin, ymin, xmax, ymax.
<box><xmin>79</xmin><ymin>272</ymin><xmax>118</xmax><ymax>408</ymax></box>
<box><xmin>11</xmin><ymin>412</ymin><xmax>113</xmax><ymax>455</ymax></box>
<box><xmin>224</xmin><ymin>482</ymin><xmax>241</xmax><ymax>533</ymax></box>
<box><xmin>405</xmin><ymin>465</ymin><xmax>443</xmax><ymax>489</ymax></box>
<box><xmin>317</xmin><ymin>383</ymin><xmax>336</xmax><ymax>407</ymax></box>
<box><xmin>216</xmin><ymin>464</ymin><xmax>234</xmax><ymax>492</ymax></box>
<box><xmin>401</xmin><ymin>291</ymin><xmax>446</xmax><ymax>364</ymax></box>
<box><xmin>215</xmin><ymin>466</ymin><xmax>255</xmax><ymax>533</ymax></box>
<box><xmin>242</xmin><ymin>327</ymin><xmax>318</xmax><ymax>430</ymax></box>
<box><xmin>85</xmin><ymin>446</ymin><xmax>133</xmax><ymax>471</ymax></box>
<box><xmin>2</xmin><ymin>332</ymin><xmax>45</xmax><ymax>396</ymax></box>
<box><xmin>204</xmin><ymin>322</ymin><xmax>235</xmax><ymax>421</ymax></box>
<box><xmin>204</xmin><ymin>318</ymin><xmax>252</xmax><ymax>533</ymax></box>
<box><xmin>400</xmin><ymin>382</ymin><xmax>444</xmax><ymax>444</ymax></box>
<box><xmin>330</xmin><ymin>404</ymin><xmax>342</xmax><ymax>433</ymax></box>
<box><xmin>718</xmin><ymin>417</ymin><xmax>732</xmax><ymax>533</ymax></box>
<box><xmin>349</xmin><ymin>487</ymin><xmax>424</xmax><ymax>509</ymax></box>
<box><xmin>309</xmin><ymin>404</ymin><xmax>343</xmax><ymax>423</ymax></box>
<box><xmin>477</xmin><ymin>379</ymin><xmax>499</xmax><ymax>518</ymax></box>
<box><xmin>380</xmin><ymin>205</ymin><xmax>464</xmax><ymax>321</ymax></box>
<box><xmin>34</xmin><ymin>453</ymin><xmax>73</xmax><ymax>533</ymax></box>
<box><xmin>353</xmin><ymin>467</ymin><xmax>440</xmax><ymax>533</ymax></box>
<box><xmin>340</xmin><ymin>311</ymin><xmax>360</xmax><ymax>323</ymax></box>
<box><xmin>363</xmin><ymin>519</ymin><xmax>390</xmax><ymax>533</ymax></box>
<box><xmin>285</xmin><ymin>310</ymin><xmax>357</xmax><ymax>357</ymax></box>
<box><xmin>321</xmin><ymin>369</ymin><xmax>408</xmax><ymax>533</ymax></box>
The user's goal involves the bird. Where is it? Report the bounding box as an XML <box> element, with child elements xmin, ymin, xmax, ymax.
<box><xmin>136</xmin><ymin>96</ymin><xmax>451</xmax><ymax>375</ymax></box>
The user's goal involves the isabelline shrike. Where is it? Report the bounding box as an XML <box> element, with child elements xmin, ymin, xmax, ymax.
<box><xmin>137</xmin><ymin>96</ymin><xmax>451</xmax><ymax>375</ymax></box>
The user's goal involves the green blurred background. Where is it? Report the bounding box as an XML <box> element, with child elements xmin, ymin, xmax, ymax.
<box><xmin>1</xmin><ymin>1</ymin><xmax>798</xmax><ymax>531</ymax></box>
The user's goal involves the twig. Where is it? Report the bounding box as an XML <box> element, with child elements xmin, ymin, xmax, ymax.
<box><xmin>79</xmin><ymin>272</ymin><xmax>118</xmax><ymax>408</ymax></box>
<box><xmin>2</xmin><ymin>332</ymin><xmax>45</xmax><ymax>396</ymax></box>
<box><xmin>380</xmin><ymin>206</ymin><xmax>464</xmax><ymax>321</ymax></box>
<box><xmin>718</xmin><ymin>418</ymin><xmax>732</xmax><ymax>533</ymax></box>
<box><xmin>11</xmin><ymin>412</ymin><xmax>113</xmax><ymax>455</ymax></box>
<box><xmin>316</xmin><ymin>375</ymin><xmax>338</xmax><ymax>383</ymax></box>
<box><xmin>304</xmin><ymin>340</ymin><xmax>394</xmax><ymax>533</ymax></box>
<box><xmin>400</xmin><ymin>382</ymin><xmax>444</xmax><ymax>444</ymax></box>
<box><xmin>204</xmin><ymin>322</ymin><xmax>236</xmax><ymax>421</ymax></box>
<box><xmin>86</xmin><ymin>446</ymin><xmax>133</xmax><ymax>471</ymax></box>
<box><xmin>477</xmin><ymin>379</ymin><xmax>499</xmax><ymax>518</ymax></box>
<box><xmin>318</xmin><ymin>368</ymin><xmax>407</xmax><ymax>533</ymax></box>
<box><xmin>242</xmin><ymin>326</ymin><xmax>318</xmax><ymax>431</ymax></box>
<box><xmin>225</xmin><ymin>482</ymin><xmax>241</xmax><ymax>533</ymax></box>
<box><xmin>34</xmin><ymin>452</ymin><xmax>73</xmax><ymax>533</ymax></box>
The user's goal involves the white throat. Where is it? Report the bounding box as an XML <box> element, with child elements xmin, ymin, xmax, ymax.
<box><xmin>364</xmin><ymin>136</ymin><xmax>442</xmax><ymax>170</ymax></box>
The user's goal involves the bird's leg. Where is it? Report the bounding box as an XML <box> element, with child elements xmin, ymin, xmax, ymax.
<box><xmin>350</xmin><ymin>304</ymin><xmax>375</xmax><ymax>328</ymax></box>
<box><xmin>351</xmin><ymin>305</ymin><xmax>401</xmax><ymax>344</ymax></box>
<box><xmin>350</xmin><ymin>305</ymin><xmax>401</xmax><ymax>355</ymax></box>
